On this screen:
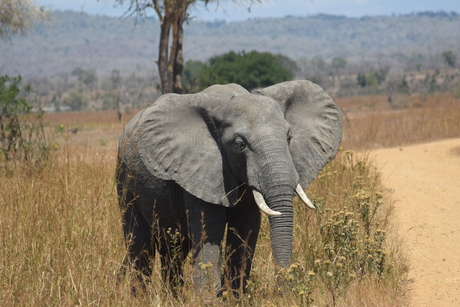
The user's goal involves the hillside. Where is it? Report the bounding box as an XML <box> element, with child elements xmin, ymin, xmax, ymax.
<box><xmin>1</xmin><ymin>10</ymin><xmax>460</xmax><ymax>78</ymax></box>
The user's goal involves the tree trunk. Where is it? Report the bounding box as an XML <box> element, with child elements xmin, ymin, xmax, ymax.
<box><xmin>158</xmin><ymin>15</ymin><xmax>173</xmax><ymax>94</ymax></box>
<box><xmin>170</xmin><ymin>10</ymin><xmax>186</xmax><ymax>94</ymax></box>
<box><xmin>157</xmin><ymin>1</ymin><xmax>188</xmax><ymax>94</ymax></box>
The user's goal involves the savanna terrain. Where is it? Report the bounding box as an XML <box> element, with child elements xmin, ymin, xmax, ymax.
<box><xmin>1</xmin><ymin>92</ymin><xmax>459</xmax><ymax>306</ymax></box>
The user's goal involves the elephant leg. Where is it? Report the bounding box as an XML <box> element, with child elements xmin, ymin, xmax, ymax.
<box><xmin>225</xmin><ymin>190</ymin><xmax>261</xmax><ymax>295</ymax></box>
<box><xmin>184</xmin><ymin>191</ymin><xmax>227</xmax><ymax>297</ymax></box>
<box><xmin>121</xmin><ymin>198</ymin><xmax>153</xmax><ymax>282</ymax></box>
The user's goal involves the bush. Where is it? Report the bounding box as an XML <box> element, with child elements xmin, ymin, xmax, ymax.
<box><xmin>270</xmin><ymin>150</ymin><xmax>408</xmax><ymax>306</ymax></box>
<box><xmin>0</xmin><ymin>75</ymin><xmax>56</xmax><ymax>172</ymax></box>
<box><xmin>194</xmin><ymin>50</ymin><xmax>298</xmax><ymax>91</ymax></box>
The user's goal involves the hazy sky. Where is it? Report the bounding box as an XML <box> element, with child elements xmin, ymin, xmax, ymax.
<box><xmin>35</xmin><ymin>0</ymin><xmax>460</xmax><ymax>21</ymax></box>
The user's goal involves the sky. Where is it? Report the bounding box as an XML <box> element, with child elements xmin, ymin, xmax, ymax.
<box><xmin>34</xmin><ymin>0</ymin><xmax>460</xmax><ymax>21</ymax></box>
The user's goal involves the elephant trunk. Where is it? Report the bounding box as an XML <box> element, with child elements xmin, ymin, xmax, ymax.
<box><xmin>248</xmin><ymin>139</ymin><xmax>300</xmax><ymax>268</ymax></box>
<box><xmin>265</xmin><ymin>187</ymin><xmax>295</xmax><ymax>268</ymax></box>
<box><xmin>258</xmin><ymin>165</ymin><xmax>297</xmax><ymax>268</ymax></box>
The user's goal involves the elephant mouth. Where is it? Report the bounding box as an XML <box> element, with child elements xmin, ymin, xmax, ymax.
<box><xmin>252</xmin><ymin>184</ymin><xmax>315</xmax><ymax>216</ymax></box>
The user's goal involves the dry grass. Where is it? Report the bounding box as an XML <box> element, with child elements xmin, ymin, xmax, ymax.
<box><xmin>337</xmin><ymin>93</ymin><xmax>460</xmax><ymax>150</ymax></box>
<box><xmin>1</xmin><ymin>93</ymin><xmax>459</xmax><ymax>306</ymax></box>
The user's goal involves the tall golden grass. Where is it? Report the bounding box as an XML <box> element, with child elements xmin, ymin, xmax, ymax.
<box><xmin>338</xmin><ymin>93</ymin><xmax>460</xmax><ymax>150</ymax></box>
<box><xmin>1</xmin><ymin>93</ymin><xmax>459</xmax><ymax>306</ymax></box>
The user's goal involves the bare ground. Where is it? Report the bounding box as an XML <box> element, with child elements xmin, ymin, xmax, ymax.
<box><xmin>370</xmin><ymin>138</ymin><xmax>460</xmax><ymax>306</ymax></box>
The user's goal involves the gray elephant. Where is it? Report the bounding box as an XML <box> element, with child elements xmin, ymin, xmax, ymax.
<box><xmin>116</xmin><ymin>80</ymin><xmax>342</xmax><ymax>296</ymax></box>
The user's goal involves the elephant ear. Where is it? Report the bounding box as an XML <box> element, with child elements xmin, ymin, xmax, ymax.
<box><xmin>253</xmin><ymin>80</ymin><xmax>343</xmax><ymax>188</ymax></box>
<box><xmin>123</xmin><ymin>92</ymin><xmax>239</xmax><ymax>207</ymax></box>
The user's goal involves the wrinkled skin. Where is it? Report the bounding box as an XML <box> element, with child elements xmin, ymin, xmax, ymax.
<box><xmin>117</xmin><ymin>80</ymin><xmax>342</xmax><ymax>296</ymax></box>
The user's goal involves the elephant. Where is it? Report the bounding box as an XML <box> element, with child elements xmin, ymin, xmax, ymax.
<box><xmin>116</xmin><ymin>80</ymin><xmax>343</xmax><ymax>296</ymax></box>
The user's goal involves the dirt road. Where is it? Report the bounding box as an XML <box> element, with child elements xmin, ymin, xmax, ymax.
<box><xmin>370</xmin><ymin>138</ymin><xmax>460</xmax><ymax>306</ymax></box>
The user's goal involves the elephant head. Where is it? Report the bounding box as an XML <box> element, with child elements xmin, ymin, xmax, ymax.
<box><xmin>121</xmin><ymin>80</ymin><xmax>342</xmax><ymax>269</ymax></box>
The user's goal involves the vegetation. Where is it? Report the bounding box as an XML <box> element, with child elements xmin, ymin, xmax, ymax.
<box><xmin>2</xmin><ymin>11</ymin><xmax>460</xmax><ymax>79</ymax></box>
<box><xmin>184</xmin><ymin>50</ymin><xmax>298</xmax><ymax>92</ymax></box>
<box><xmin>2</xmin><ymin>6</ymin><xmax>460</xmax><ymax>305</ymax></box>
<box><xmin>2</xmin><ymin>10</ymin><xmax>459</xmax><ymax>112</ymax></box>
<box><xmin>338</xmin><ymin>93</ymin><xmax>460</xmax><ymax>150</ymax></box>
<box><xmin>442</xmin><ymin>50</ymin><xmax>457</xmax><ymax>69</ymax></box>
<box><xmin>107</xmin><ymin>0</ymin><xmax>261</xmax><ymax>93</ymax></box>
<box><xmin>0</xmin><ymin>0</ymin><xmax>49</xmax><ymax>40</ymax></box>
<box><xmin>2</xmin><ymin>91</ymin><xmax>459</xmax><ymax>305</ymax></box>
<box><xmin>9</xmin><ymin>54</ymin><xmax>459</xmax><ymax>114</ymax></box>
<box><xmin>0</xmin><ymin>75</ymin><xmax>55</xmax><ymax>171</ymax></box>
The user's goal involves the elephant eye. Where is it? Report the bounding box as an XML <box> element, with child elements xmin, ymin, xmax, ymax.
<box><xmin>233</xmin><ymin>136</ymin><xmax>246</xmax><ymax>153</ymax></box>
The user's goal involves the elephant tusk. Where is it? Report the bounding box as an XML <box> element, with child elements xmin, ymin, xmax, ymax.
<box><xmin>252</xmin><ymin>190</ymin><xmax>282</xmax><ymax>216</ymax></box>
<box><xmin>296</xmin><ymin>184</ymin><xmax>315</xmax><ymax>209</ymax></box>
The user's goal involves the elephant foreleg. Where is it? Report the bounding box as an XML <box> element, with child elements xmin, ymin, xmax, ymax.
<box><xmin>184</xmin><ymin>191</ymin><xmax>227</xmax><ymax>297</ymax></box>
<box><xmin>225</xmin><ymin>193</ymin><xmax>261</xmax><ymax>295</ymax></box>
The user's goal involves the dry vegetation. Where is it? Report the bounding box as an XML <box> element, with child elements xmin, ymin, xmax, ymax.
<box><xmin>338</xmin><ymin>93</ymin><xmax>460</xmax><ymax>150</ymax></box>
<box><xmin>1</xmin><ymin>93</ymin><xmax>459</xmax><ymax>306</ymax></box>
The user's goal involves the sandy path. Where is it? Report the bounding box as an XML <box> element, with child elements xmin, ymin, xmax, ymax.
<box><xmin>370</xmin><ymin>138</ymin><xmax>460</xmax><ymax>306</ymax></box>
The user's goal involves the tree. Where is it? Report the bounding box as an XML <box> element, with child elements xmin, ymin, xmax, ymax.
<box><xmin>442</xmin><ymin>50</ymin><xmax>457</xmax><ymax>69</ymax></box>
<box><xmin>382</xmin><ymin>68</ymin><xmax>405</xmax><ymax>108</ymax></box>
<box><xmin>330</xmin><ymin>57</ymin><xmax>347</xmax><ymax>77</ymax></box>
<box><xmin>79</xmin><ymin>69</ymin><xmax>98</xmax><ymax>92</ymax></box>
<box><xmin>356</xmin><ymin>74</ymin><xmax>366</xmax><ymax>87</ymax></box>
<box><xmin>0</xmin><ymin>0</ymin><xmax>49</xmax><ymax>40</ymax></box>
<box><xmin>182</xmin><ymin>60</ymin><xmax>206</xmax><ymax>93</ymax></box>
<box><xmin>62</xmin><ymin>91</ymin><xmax>88</xmax><ymax>111</ymax></box>
<box><xmin>71</xmin><ymin>68</ymin><xmax>98</xmax><ymax>92</ymax></box>
<box><xmin>108</xmin><ymin>0</ymin><xmax>259</xmax><ymax>94</ymax></box>
<box><xmin>197</xmin><ymin>50</ymin><xmax>298</xmax><ymax>91</ymax></box>
<box><xmin>0</xmin><ymin>75</ymin><xmax>54</xmax><ymax>167</ymax></box>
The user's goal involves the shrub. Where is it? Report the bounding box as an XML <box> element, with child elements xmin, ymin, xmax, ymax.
<box><xmin>0</xmin><ymin>74</ymin><xmax>56</xmax><ymax>172</ymax></box>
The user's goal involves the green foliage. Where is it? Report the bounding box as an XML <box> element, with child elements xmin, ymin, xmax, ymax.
<box><xmin>62</xmin><ymin>91</ymin><xmax>88</xmax><ymax>111</ymax></box>
<box><xmin>356</xmin><ymin>73</ymin><xmax>367</xmax><ymax>87</ymax></box>
<box><xmin>71</xmin><ymin>67</ymin><xmax>98</xmax><ymax>91</ymax></box>
<box><xmin>442</xmin><ymin>50</ymin><xmax>457</xmax><ymax>68</ymax></box>
<box><xmin>0</xmin><ymin>75</ymin><xmax>55</xmax><ymax>170</ymax></box>
<box><xmin>182</xmin><ymin>60</ymin><xmax>206</xmax><ymax>93</ymax></box>
<box><xmin>79</xmin><ymin>69</ymin><xmax>98</xmax><ymax>90</ymax></box>
<box><xmin>0</xmin><ymin>75</ymin><xmax>31</xmax><ymax>161</ymax></box>
<box><xmin>397</xmin><ymin>77</ymin><xmax>410</xmax><ymax>95</ymax></box>
<box><xmin>356</xmin><ymin>70</ymin><xmax>387</xmax><ymax>89</ymax></box>
<box><xmin>196</xmin><ymin>50</ymin><xmax>298</xmax><ymax>91</ymax></box>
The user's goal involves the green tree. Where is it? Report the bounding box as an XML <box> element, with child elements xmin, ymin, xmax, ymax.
<box><xmin>0</xmin><ymin>0</ymin><xmax>49</xmax><ymax>40</ymax></box>
<box><xmin>198</xmin><ymin>50</ymin><xmax>298</xmax><ymax>91</ymax></box>
<box><xmin>79</xmin><ymin>69</ymin><xmax>98</xmax><ymax>91</ymax></box>
<box><xmin>182</xmin><ymin>60</ymin><xmax>206</xmax><ymax>93</ymax></box>
<box><xmin>0</xmin><ymin>75</ymin><xmax>54</xmax><ymax>166</ymax></box>
<box><xmin>357</xmin><ymin>74</ymin><xmax>366</xmax><ymax>87</ymax></box>
<box><xmin>62</xmin><ymin>91</ymin><xmax>88</xmax><ymax>111</ymax></box>
<box><xmin>70</xmin><ymin>67</ymin><xmax>98</xmax><ymax>92</ymax></box>
<box><xmin>106</xmin><ymin>0</ymin><xmax>260</xmax><ymax>94</ymax></box>
<box><xmin>365</xmin><ymin>70</ymin><xmax>386</xmax><ymax>87</ymax></box>
<box><xmin>442</xmin><ymin>50</ymin><xmax>457</xmax><ymax>69</ymax></box>
<box><xmin>0</xmin><ymin>75</ymin><xmax>31</xmax><ymax>161</ymax></box>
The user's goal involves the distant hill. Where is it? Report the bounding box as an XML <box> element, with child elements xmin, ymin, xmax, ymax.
<box><xmin>1</xmin><ymin>10</ymin><xmax>459</xmax><ymax>78</ymax></box>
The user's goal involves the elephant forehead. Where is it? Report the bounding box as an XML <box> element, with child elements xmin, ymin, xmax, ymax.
<box><xmin>225</xmin><ymin>95</ymin><xmax>284</xmax><ymax>122</ymax></box>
